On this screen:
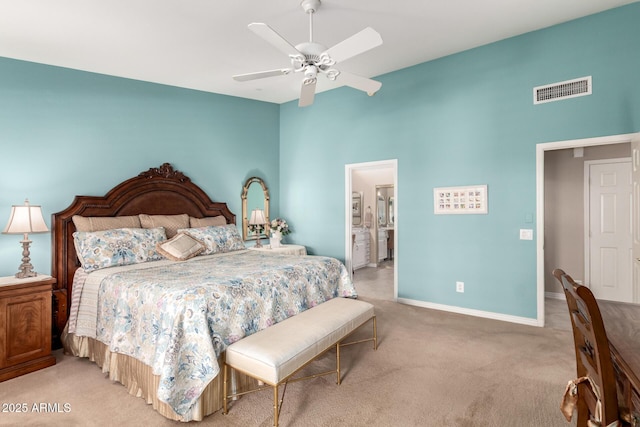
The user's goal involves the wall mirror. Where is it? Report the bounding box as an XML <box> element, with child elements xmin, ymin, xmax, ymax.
<box><xmin>377</xmin><ymin>193</ymin><xmax>386</xmax><ymax>226</ymax></box>
<box><xmin>352</xmin><ymin>192</ymin><xmax>363</xmax><ymax>226</ymax></box>
<box><xmin>241</xmin><ymin>177</ymin><xmax>270</xmax><ymax>241</ymax></box>
<box><xmin>376</xmin><ymin>184</ymin><xmax>394</xmax><ymax>228</ymax></box>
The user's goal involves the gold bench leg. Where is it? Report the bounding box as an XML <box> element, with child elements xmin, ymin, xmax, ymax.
<box><xmin>336</xmin><ymin>342</ymin><xmax>341</xmax><ymax>385</ymax></box>
<box><xmin>273</xmin><ymin>384</ymin><xmax>279</xmax><ymax>427</ymax></box>
<box><xmin>223</xmin><ymin>363</ymin><xmax>229</xmax><ymax>414</ymax></box>
<box><xmin>373</xmin><ymin>316</ymin><xmax>378</xmax><ymax>350</ymax></box>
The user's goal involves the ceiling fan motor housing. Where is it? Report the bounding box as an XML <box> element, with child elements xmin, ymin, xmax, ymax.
<box><xmin>301</xmin><ymin>0</ymin><xmax>321</xmax><ymax>14</ymax></box>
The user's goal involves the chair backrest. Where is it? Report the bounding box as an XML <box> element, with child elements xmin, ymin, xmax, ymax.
<box><xmin>552</xmin><ymin>268</ymin><xmax>619</xmax><ymax>427</ymax></box>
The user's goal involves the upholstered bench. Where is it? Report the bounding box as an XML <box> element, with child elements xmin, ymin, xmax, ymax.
<box><xmin>223</xmin><ymin>297</ymin><xmax>377</xmax><ymax>427</ymax></box>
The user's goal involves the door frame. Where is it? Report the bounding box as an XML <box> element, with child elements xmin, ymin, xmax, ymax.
<box><xmin>583</xmin><ymin>157</ymin><xmax>632</xmax><ymax>296</ymax></box>
<box><xmin>345</xmin><ymin>159</ymin><xmax>398</xmax><ymax>300</ymax></box>
<box><xmin>536</xmin><ymin>132</ymin><xmax>638</xmax><ymax>326</ymax></box>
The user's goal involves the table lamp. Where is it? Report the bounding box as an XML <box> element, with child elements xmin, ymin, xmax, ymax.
<box><xmin>3</xmin><ymin>199</ymin><xmax>49</xmax><ymax>278</ymax></box>
<box><xmin>248</xmin><ymin>208</ymin><xmax>266</xmax><ymax>248</ymax></box>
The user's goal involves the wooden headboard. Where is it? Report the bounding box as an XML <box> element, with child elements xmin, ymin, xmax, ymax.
<box><xmin>51</xmin><ymin>163</ymin><xmax>235</xmax><ymax>333</ymax></box>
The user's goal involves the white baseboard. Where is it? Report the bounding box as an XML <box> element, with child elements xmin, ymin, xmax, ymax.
<box><xmin>396</xmin><ymin>297</ymin><xmax>539</xmax><ymax>327</ymax></box>
<box><xmin>545</xmin><ymin>291</ymin><xmax>565</xmax><ymax>300</ymax></box>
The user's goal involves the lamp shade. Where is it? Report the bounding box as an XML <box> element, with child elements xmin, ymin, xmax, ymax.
<box><xmin>3</xmin><ymin>199</ymin><xmax>49</xmax><ymax>234</ymax></box>
<box><xmin>249</xmin><ymin>208</ymin><xmax>266</xmax><ymax>225</ymax></box>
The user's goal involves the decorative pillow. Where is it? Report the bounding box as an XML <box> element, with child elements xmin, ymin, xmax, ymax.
<box><xmin>73</xmin><ymin>227</ymin><xmax>166</xmax><ymax>272</ymax></box>
<box><xmin>178</xmin><ymin>224</ymin><xmax>246</xmax><ymax>255</ymax></box>
<box><xmin>72</xmin><ymin>215</ymin><xmax>141</xmax><ymax>232</ymax></box>
<box><xmin>156</xmin><ymin>233</ymin><xmax>205</xmax><ymax>261</ymax></box>
<box><xmin>139</xmin><ymin>214</ymin><xmax>189</xmax><ymax>238</ymax></box>
<box><xmin>189</xmin><ymin>215</ymin><xmax>227</xmax><ymax>228</ymax></box>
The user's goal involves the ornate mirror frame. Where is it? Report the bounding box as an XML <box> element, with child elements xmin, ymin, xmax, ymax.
<box><xmin>241</xmin><ymin>177</ymin><xmax>270</xmax><ymax>241</ymax></box>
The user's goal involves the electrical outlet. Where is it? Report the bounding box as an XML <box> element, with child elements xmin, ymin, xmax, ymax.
<box><xmin>456</xmin><ymin>281</ymin><xmax>464</xmax><ymax>293</ymax></box>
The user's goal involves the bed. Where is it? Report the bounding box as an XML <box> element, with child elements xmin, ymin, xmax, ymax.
<box><xmin>53</xmin><ymin>163</ymin><xmax>357</xmax><ymax>421</ymax></box>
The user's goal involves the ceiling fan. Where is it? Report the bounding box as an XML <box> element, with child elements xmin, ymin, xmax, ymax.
<box><xmin>233</xmin><ymin>0</ymin><xmax>383</xmax><ymax>107</ymax></box>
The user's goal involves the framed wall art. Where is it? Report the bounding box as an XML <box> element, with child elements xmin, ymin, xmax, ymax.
<box><xmin>434</xmin><ymin>185</ymin><xmax>488</xmax><ymax>215</ymax></box>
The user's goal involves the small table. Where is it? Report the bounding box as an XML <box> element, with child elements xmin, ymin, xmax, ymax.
<box><xmin>249</xmin><ymin>244</ymin><xmax>307</xmax><ymax>256</ymax></box>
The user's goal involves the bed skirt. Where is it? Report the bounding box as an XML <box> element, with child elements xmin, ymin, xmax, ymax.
<box><xmin>61</xmin><ymin>326</ymin><xmax>256</xmax><ymax>422</ymax></box>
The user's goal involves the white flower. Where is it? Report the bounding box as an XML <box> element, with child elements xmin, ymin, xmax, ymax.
<box><xmin>269</xmin><ymin>218</ymin><xmax>291</xmax><ymax>235</ymax></box>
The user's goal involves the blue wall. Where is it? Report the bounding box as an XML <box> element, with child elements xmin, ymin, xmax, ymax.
<box><xmin>0</xmin><ymin>59</ymin><xmax>280</xmax><ymax>277</ymax></box>
<box><xmin>0</xmin><ymin>4</ymin><xmax>638</xmax><ymax>321</ymax></box>
<box><xmin>279</xmin><ymin>3</ymin><xmax>640</xmax><ymax>319</ymax></box>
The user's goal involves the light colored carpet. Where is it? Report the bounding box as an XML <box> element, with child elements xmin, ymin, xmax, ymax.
<box><xmin>0</xmin><ymin>296</ymin><xmax>576</xmax><ymax>427</ymax></box>
<box><xmin>353</xmin><ymin>261</ymin><xmax>395</xmax><ymax>301</ymax></box>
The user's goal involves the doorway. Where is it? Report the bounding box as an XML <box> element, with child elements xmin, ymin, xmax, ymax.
<box><xmin>345</xmin><ymin>159</ymin><xmax>398</xmax><ymax>300</ymax></box>
<box><xmin>536</xmin><ymin>132</ymin><xmax>640</xmax><ymax>326</ymax></box>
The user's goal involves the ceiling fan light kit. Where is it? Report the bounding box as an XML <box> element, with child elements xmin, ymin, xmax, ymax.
<box><xmin>232</xmin><ymin>0</ymin><xmax>383</xmax><ymax>107</ymax></box>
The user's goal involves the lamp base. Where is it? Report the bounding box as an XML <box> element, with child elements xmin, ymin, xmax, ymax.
<box><xmin>254</xmin><ymin>238</ymin><xmax>263</xmax><ymax>248</ymax></box>
<box><xmin>15</xmin><ymin>268</ymin><xmax>37</xmax><ymax>279</ymax></box>
<box><xmin>15</xmin><ymin>238</ymin><xmax>37</xmax><ymax>278</ymax></box>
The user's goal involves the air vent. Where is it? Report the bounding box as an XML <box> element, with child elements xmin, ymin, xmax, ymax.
<box><xmin>533</xmin><ymin>76</ymin><xmax>591</xmax><ymax>104</ymax></box>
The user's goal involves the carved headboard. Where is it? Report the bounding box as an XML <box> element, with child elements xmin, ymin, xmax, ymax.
<box><xmin>51</xmin><ymin>163</ymin><xmax>236</xmax><ymax>331</ymax></box>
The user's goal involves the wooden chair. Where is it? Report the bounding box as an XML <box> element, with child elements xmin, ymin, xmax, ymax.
<box><xmin>552</xmin><ymin>268</ymin><xmax>622</xmax><ymax>427</ymax></box>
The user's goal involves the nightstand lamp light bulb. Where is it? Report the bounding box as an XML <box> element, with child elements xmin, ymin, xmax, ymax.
<box><xmin>2</xmin><ymin>199</ymin><xmax>49</xmax><ymax>278</ymax></box>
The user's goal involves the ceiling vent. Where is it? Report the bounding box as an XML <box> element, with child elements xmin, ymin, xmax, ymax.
<box><xmin>533</xmin><ymin>76</ymin><xmax>591</xmax><ymax>105</ymax></box>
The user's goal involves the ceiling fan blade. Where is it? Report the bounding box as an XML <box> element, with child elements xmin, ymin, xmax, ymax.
<box><xmin>324</xmin><ymin>27</ymin><xmax>383</xmax><ymax>64</ymax></box>
<box><xmin>299</xmin><ymin>80</ymin><xmax>316</xmax><ymax>107</ymax></box>
<box><xmin>233</xmin><ymin>68</ymin><xmax>291</xmax><ymax>82</ymax></box>
<box><xmin>248</xmin><ymin>23</ymin><xmax>301</xmax><ymax>57</ymax></box>
<box><xmin>337</xmin><ymin>71</ymin><xmax>382</xmax><ymax>96</ymax></box>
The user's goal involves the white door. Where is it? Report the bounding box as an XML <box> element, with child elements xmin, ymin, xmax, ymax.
<box><xmin>587</xmin><ymin>160</ymin><xmax>632</xmax><ymax>302</ymax></box>
<box><xmin>631</xmin><ymin>135</ymin><xmax>640</xmax><ymax>304</ymax></box>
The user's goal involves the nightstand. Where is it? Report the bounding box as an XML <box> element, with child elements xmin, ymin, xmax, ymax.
<box><xmin>0</xmin><ymin>275</ymin><xmax>56</xmax><ymax>382</ymax></box>
<box><xmin>249</xmin><ymin>244</ymin><xmax>307</xmax><ymax>256</ymax></box>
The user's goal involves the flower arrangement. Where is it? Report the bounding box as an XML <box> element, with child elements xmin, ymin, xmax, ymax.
<box><xmin>269</xmin><ymin>217</ymin><xmax>291</xmax><ymax>236</ymax></box>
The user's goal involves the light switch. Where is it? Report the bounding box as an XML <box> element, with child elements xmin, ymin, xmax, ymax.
<box><xmin>519</xmin><ymin>229</ymin><xmax>533</xmax><ymax>240</ymax></box>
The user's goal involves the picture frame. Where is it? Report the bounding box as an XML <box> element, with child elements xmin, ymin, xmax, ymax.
<box><xmin>434</xmin><ymin>184</ymin><xmax>488</xmax><ymax>215</ymax></box>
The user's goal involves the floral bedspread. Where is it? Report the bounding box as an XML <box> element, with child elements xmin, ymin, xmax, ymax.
<box><xmin>93</xmin><ymin>250</ymin><xmax>356</xmax><ymax>415</ymax></box>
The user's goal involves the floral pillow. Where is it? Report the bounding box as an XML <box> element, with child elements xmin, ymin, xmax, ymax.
<box><xmin>73</xmin><ymin>227</ymin><xmax>166</xmax><ymax>272</ymax></box>
<box><xmin>178</xmin><ymin>224</ymin><xmax>245</xmax><ymax>255</ymax></box>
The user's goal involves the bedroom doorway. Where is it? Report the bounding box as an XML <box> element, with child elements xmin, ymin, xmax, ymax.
<box><xmin>345</xmin><ymin>159</ymin><xmax>398</xmax><ymax>301</ymax></box>
<box><xmin>536</xmin><ymin>132</ymin><xmax>640</xmax><ymax>327</ymax></box>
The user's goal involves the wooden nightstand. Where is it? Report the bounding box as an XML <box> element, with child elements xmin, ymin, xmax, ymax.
<box><xmin>0</xmin><ymin>275</ymin><xmax>56</xmax><ymax>382</ymax></box>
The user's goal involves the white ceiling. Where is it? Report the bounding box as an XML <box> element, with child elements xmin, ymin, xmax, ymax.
<box><xmin>0</xmin><ymin>0</ymin><xmax>635</xmax><ymax>105</ymax></box>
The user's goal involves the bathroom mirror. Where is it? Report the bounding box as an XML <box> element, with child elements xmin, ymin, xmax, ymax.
<box><xmin>376</xmin><ymin>184</ymin><xmax>394</xmax><ymax>228</ymax></box>
<box><xmin>377</xmin><ymin>193</ymin><xmax>386</xmax><ymax>226</ymax></box>
<box><xmin>352</xmin><ymin>192</ymin><xmax>363</xmax><ymax>225</ymax></box>
<box><xmin>241</xmin><ymin>177</ymin><xmax>270</xmax><ymax>241</ymax></box>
